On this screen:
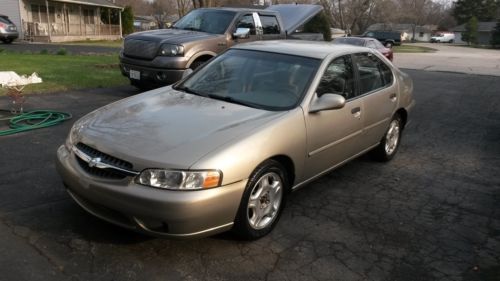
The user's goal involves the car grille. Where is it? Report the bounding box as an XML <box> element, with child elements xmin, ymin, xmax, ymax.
<box><xmin>124</xmin><ymin>39</ymin><xmax>159</xmax><ymax>59</ymax></box>
<box><xmin>75</xmin><ymin>143</ymin><xmax>134</xmax><ymax>179</ymax></box>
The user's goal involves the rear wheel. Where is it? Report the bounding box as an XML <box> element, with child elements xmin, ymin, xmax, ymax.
<box><xmin>385</xmin><ymin>41</ymin><xmax>393</xmax><ymax>48</ymax></box>
<box><xmin>371</xmin><ymin>114</ymin><xmax>402</xmax><ymax>162</ymax></box>
<box><xmin>2</xmin><ymin>38</ymin><xmax>13</xmax><ymax>44</ymax></box>
<box><xmin>449</xmin><ymin>39</ymin><xmax>454</xmax><ymax>43</ymax></box>
<box><xmin>130</xmin><ymin>79</ymin><xmax>154</xmax><ymax>91</ymax></box>
<box><xmin>233</xmin><ymin>160</ymin><xmax>288</xmax><ymax>240</ymax></box>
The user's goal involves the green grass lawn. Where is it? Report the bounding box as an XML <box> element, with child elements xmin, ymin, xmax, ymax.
<box><xmin>393</xmin><ymin>45</ymin><xmax>437</xmax><ymax>53</ymax></box>
<box><xmin>0</xmin><ymin>52</ymin><xmax>128</xmax><ymax>94</ymax></box>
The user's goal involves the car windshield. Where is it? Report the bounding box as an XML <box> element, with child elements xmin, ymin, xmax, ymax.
<box><xmin>176</xmin><ymin>49</ymin><xmax>321</xmax><ymax>111</ymax></box>
<box><xmin>173</xmin><ymin>10</ymin><xmax>235</xmax><ymax>35</ymax></box>
<box><xmin>333</xmin><ymin>37</ymin><xmax>365</xmax><ymax>46</ymax></box>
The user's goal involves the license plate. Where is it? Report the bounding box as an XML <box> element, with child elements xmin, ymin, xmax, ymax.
<box><xmin>129</xmin><ymin>70</ymin><xmax>140</xmax><ymax>80</ymax></box>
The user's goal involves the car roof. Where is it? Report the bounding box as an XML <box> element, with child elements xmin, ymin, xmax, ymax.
<box><xmin>232</xmin><ymin>40</ymin><xmax>370</xmax><ymax>59</ymax></box>
<box><xmin>197</xmin><ymin>7</ymin><xmax>275</xmax><ymax>14</ymax></box>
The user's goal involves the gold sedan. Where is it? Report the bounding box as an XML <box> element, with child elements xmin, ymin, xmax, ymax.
<box><xmin>56</xmin><ymin>40</ymin><xmax>415</xmax><ymax>240</ymax></box>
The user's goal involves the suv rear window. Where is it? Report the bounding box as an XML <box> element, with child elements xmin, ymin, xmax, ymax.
<box><xmin>0</xmin><ymin>16</ymin><xmax>13</xmax><ymax>24</ymax></box>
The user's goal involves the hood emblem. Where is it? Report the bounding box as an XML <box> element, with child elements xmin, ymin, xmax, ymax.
<box><xmin>88</xmin><ymin>157</ymin><xmax>102</xmax><ymax>168</ymax></box>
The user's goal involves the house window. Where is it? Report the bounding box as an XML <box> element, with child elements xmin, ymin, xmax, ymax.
<box><xmin>419</xmin><ymin>32</ymin><xmax>424</xmax><ymax>37</ymax></box>
<box><xmin>31</xmin><ymin>4</ymin><xmax>53</xmax><ymax>23</ymax></box>
<box><xmin>83</xmin><ymin>9</ymin><xmax>95</xmax><ymax>24</ymax></box>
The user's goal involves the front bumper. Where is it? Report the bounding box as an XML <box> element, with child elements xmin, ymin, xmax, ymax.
<box><xmin>56</xmin><ymin>145</ymin><xmax>247</xmax><ymax>239</ymax></box>
<box><xmin>119</xmin><ymin>52</ymin><xmax>189</xmax><ymax>85</ymax></box>
<box><xmin>120</xmin><ymin>62</ymin><xmax>186</xmax><ymax>86</ymax></box>
<box><xmin>0</xmin><ymin>31</ymin><xmax>18</xmax><ymax>40</ymax></box>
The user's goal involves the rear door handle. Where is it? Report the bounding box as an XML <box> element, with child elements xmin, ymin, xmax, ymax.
<box><xmin>351</xmin><ymin>107</ymin><xmax>361</xmax><ymax>118</ymax></box>
<box><xmin>389</xmin><ymin>93</ymin><xmax>397</xmax><ymax>102</ymax></box>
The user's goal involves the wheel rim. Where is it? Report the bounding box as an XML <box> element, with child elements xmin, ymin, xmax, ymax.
<box><xmin>247</xmin><ymin>172</ymin><xmax>283</xmax><ymax>230</ymax></box>
<box><xmin>385</xmin><ymin>119</ymin><xmax>400</xmax><ymax>155</ymax></box>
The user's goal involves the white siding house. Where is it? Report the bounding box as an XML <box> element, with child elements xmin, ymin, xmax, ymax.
<box><xmin>2</xmin><ymin>0</ymin><xmax>123</xmax><ymax>42</ymax></box>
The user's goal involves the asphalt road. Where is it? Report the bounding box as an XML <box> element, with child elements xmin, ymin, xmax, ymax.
<box><xmin>394</xmin><ymin>43</ymin><xmax>500</xmax><ymax>77</ymax></box>
<box><xmin>0</xmin><ymin>70</ymin><xmax>499</xmax><ymax>281</ymax></box>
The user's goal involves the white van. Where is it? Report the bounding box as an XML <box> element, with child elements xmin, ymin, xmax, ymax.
<box><xmin>430</xmin><ymin>33</ymin><xmax>455</xmax><ymax>43</ymax></box>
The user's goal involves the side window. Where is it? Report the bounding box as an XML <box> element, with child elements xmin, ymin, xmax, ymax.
<box><xmin>316</xmin><ymin>55</ymin><xmax>355</xmax><ymax>99</ymax></box>
<box><xmin>260</xmin><ymin>15</ymin><xmax>280</xmax><ymax>34</ymax></box>
<box><xmin>354</xmin><ymin>53</ymin><xmax>393</xmax><ymax>95</ymax></box>
<box><xmin>236</xmin><ymin>14</ymin><xmax>256</xmax><ymax>35</ymax></box>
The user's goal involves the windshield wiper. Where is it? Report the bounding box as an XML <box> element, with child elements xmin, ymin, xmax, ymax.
<box><xmin>183</xmin><ymin>27</ymin><xmax>202</xmax><ymax>32</ymax></box>
<box><xmin>207</xmin><ymin>94</ymin><xmax>262</xmax><ymax>109</ymax></box>
<box><xmin>174</xmin><ymin>85</ymin><xmax>205</xmax><ymax>97</ymax></box>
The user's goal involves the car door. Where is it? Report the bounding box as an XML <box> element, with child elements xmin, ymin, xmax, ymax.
<box><xmin>353</xmin><ymin>52</ymin><xmax>397</xmax><ymax>149</ymax></box>
<box><xmin>303</xmin><ymin>55</ymin><xmax>364</xmax><ymax>179</ymax></box>
<box><xmin>229</xmin><ymin>13</ymin><xmax>261</xmax><ymax>47</ymax></box>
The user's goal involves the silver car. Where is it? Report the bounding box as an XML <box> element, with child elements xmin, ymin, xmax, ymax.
<box><xmin>0</xmin><ymin>15</ymin><xmax>18</xmax><ymax>44</ymax></box>
<box><xmin>56</xmin><ymin>40</ymin><xmax>415</xmax><ymax>240</ymax></box>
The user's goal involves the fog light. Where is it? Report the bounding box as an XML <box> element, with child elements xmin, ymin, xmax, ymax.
<box><xmin>156</xmin><ymin>72</ymin><xmax>167</xmax><ymax>81</ymax></box>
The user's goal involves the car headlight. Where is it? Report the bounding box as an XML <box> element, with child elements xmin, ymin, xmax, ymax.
<box><xmin>158</xmin><ymin>44</ymin><xmax>184</xmax><ymax>56</ymax></box>
<box><xmin>136</xmin><ymin>169</ymin><xmax>221</xmax><ymax>190</ymax></box>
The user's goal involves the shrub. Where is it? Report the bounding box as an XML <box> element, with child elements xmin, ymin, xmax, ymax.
<box><xmin>56</xmin><ymin>48</ymin><xmax>67</xmax><ymax>55</ymax></box>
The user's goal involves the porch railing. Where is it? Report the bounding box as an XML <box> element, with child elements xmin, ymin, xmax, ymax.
<box><xmin>24</xmin><ymin>22</ymin><xmax>121</xmax><ymax>38</ymax></box>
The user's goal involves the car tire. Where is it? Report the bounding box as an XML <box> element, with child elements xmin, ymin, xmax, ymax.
<box><xmin>371</xmin><ymin>114</ymin><xmax>402</xmax><ymax>162</ymax></box>
<box><xmin>385</xmin><ymin>42</ymin><xmax>393</xmax><ymax>48</ymax></box>
<box><xmin>233</xmin><ymin>159</ymin><xmax>289</xmax><ymax>240</ymax></box>
<box><xmin>1</xmin><ymin>39</ymin><xmax>12</xmax><ymax>44</ymax></box>
<box><xmin>449</xmin><ymin>39</ymin><xmax>454</xmax><ymax>43</ymax></box>
<box><xmin>130</xmin><ymin>79</ymin><xmax>154</xmax><ymax>91</ymax></box>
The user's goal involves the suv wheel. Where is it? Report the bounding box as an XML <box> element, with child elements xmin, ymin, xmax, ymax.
<box><xmin>385</xmin><ymin>41</ymin><xmax>393</xmax><ymax>48</ymax></box>
<box><xmin>189</xmin><ymin>60</ymin><xmax>206</xmax><ymax>70</ymax></box>
<box><xmin>130</xmin><ymin>79</ymin><xmax>154</xmax><ymax>91</ymax></box>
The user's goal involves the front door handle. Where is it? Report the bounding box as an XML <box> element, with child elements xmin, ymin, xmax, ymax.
<box><xmin>389</xmin><ymin>93</ymin><xmax>397</xmax><ymax>102</ymax></box>
<box><xmin>351</xmin><ymin>107</ymin><xmax>361</xmax><ymax>119</ymax></box>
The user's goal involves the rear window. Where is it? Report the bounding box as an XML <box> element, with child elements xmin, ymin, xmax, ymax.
<box><xmin>333</xmin><ymin>37</ymin><xmax>365</xmax><ymax>46</ymax></box>
<box><xmin>0</xmin><ymin>16</ymin><xmax>13</xmax><ymax>24</ymax></box>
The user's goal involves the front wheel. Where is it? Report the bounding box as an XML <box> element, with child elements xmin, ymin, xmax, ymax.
<box><xmin>371</xmin><ymin>115</ymin><xmax>402</xmax><ymax>162</ymax></box>
<box><xmin>385</xmin><ymin>42</ymin><xmax>393</xmax><ymax>48</ymax></box>
<box><xmin>233</xmin><ymin>160</ymin><xmax>288</xmax><ymax>240</ymax></box>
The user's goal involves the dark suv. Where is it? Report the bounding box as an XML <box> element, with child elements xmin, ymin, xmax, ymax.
<box><xmin>0</xmin><ymin>15</ymin><xmax>18</xmax><ymax>44</ymax></box>
<box><xmin>362</xmin><ymin>30</ymin><xmax>401</xmax><ymax>47</ymax></box>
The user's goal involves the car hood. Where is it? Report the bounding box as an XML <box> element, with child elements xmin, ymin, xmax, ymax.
<box><xmin>76</xmin><ymin>88</ymin><xmax>285</xmax><ymax>170</ymax></box>
<box><xmin>126</xmin><ymin>28</ymin><xmax>222</xmax><ymax>45</ymax></box>
<box><xmin>266</xmin><ymin>4</ymin><xmax>323</xmax><ymax>34</ymax></box>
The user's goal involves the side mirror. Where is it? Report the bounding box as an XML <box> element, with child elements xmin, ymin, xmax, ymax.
<box><xmin>233</xmin><ymin>28</ymin><xmax>250</xmax><ymax>39</ymax></box>
<box><xmin>309</xmin><ymin>93</ymin><xmax>346</xmax><ymax>113</ymax></box>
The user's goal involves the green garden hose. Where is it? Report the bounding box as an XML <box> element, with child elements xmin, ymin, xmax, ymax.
<box><xmin>0</xmin><ymin>110</ymin><xmax>72</xmax><ymax>136</ymax></box>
